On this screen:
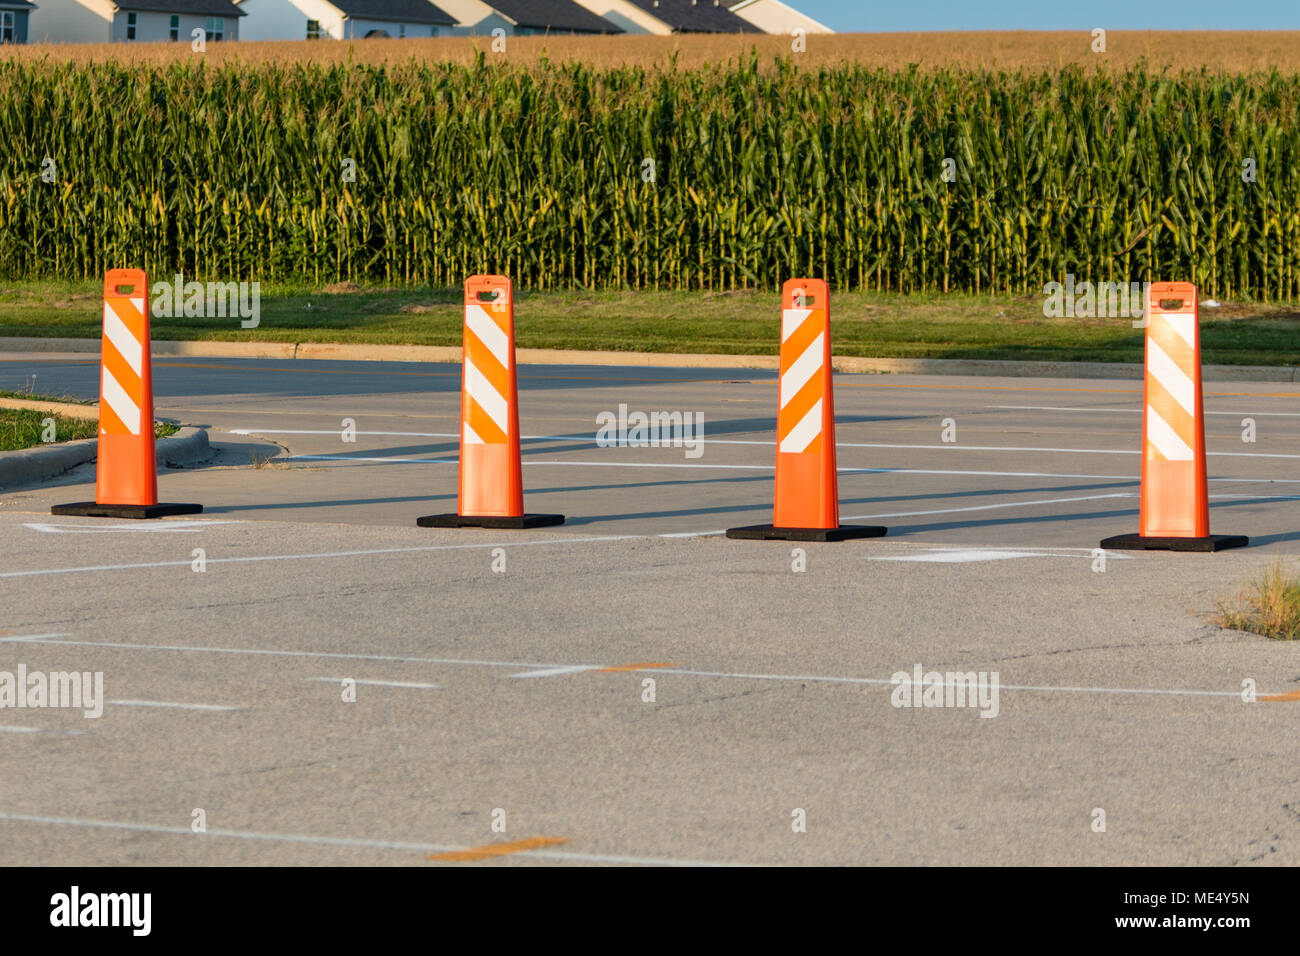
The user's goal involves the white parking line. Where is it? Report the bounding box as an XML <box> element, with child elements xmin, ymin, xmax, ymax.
<box><xmin>3</xmin><ymin>637</ymin><xmax>1270</xmax><ymax>701</ymax></box>
<box><xmin>0</xmin><ymin>535</ymin><xmax>640</xmax><ymax>579</ymax></box>
<box><xmin>0</xmin><ymin>812</ymin><xmax>740</xmax><ymax>867</ymax></box>
<box><xmin>680</xmin><ymin>490</ymin><xmax>1293</xmax><ymax>536</ymax></box>
<box><xmin>841</xmin><ymin>492</ymin><xmax>1134</xmax><ymax>522</ymax></box>
<box><xmin>0</xmin><ymin>726</ymin><xmax>88</xmax><ymax>736</ymax></box>
<box><xmin>23</xmin><ymin>521</ymin><xmax>244</xmax><ymax>534</ymax></box>
<box><xmin>989</xmin><ymin>404</ymin><xmax>1300</xmax><ymax>417</ymax></box>
<box><xmin>108</xmin><ymin>700</ymin><xmax>242</xmax><ymax>712</ymax></box>
<box><xmin>873</xmin><ymin>549</ymin><xmax>1044</xmax><ymax>563</ymax></box>
<box><xmin>509</xmin><ymin>665</ymin><xmax>601</xmax><ymax>679</ymax></box>
<box><xmin>0</xmin><ymin>637</ymin><xmax>574</xmax><ymax>671</ymax></box>
<box><xmin>306</xmin><ymin>678</ymin><xmax>439</xmax><ymax>689</ymax></box>
<box><xmin>252</xmin><ymin>426</ymin><xmax>1300</xmax><ymax>460</ymax></box>
<box><xmin>279</xmin><ymin>454</ymin><xmax>1300</xmax><ymax>479</ymax></box>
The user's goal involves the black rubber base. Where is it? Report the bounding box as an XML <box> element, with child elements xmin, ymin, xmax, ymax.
<box><xmin>51</xmin><ymin>502</ymin><xmax>204</xmax><ymax>519</ymax></box>
<box><xmin>725</xmin><ymin>523</ymin><xmax>889</xmax><ymax>542</ymax></box>
<box><xmin>1099</xmin><ymin>533</ymin><xmax>1249</xmax><ymax>553</ymax></box>
<box><xmin>416</xmin><ymin>513</ymin><xmax>566</xmax><ymax>529</ymax></box>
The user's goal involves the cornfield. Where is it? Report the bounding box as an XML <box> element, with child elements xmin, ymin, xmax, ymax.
<box><xmin>2</xmin><ymin>55</ymin><xmax>1299</xmax><ymax>299</ymax></box>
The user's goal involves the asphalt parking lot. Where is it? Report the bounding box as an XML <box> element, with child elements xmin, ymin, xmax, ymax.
<box><xmin>1</xmin><ymin>353</ymin><xmax>1297</xmax><ymax>865</ymax></box>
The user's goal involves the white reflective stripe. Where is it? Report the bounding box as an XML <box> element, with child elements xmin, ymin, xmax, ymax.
<box><xmin>779</xmin><ymin>331</ymin><xmax>823</xmax><ymax>409</ymax></box>
<box><xmin>781</xmin><ymin>308</ymin><xmax>813</xmax><ymax>343</ymax></box>
<box><xmin>462</xmin><ymin>421</ymin><xmax>484</xmax><ymax>446</ymax></box>
<box><xmin>103</xmin><ymin>302</ymin><xmax>143</xmax><ymax>377</ymax></box>
<box><xmin>779</xmin><ymin>398</ymin><xmax>822</xmax><ymax>453</ymax></box>
<box><xmin>1146</xmin><ymin>405</ymin><xmax>1194</xmax><ymax>461</ymax></box>
<box><xmin>1146</xmin><ymin>337</ymin><xmax>1195</xmax><ymax>416</ymax></box>
<box><xmin>464</xmin><ymin>303</ymin><xmax>510</xmax><ymax>371</ymax></box>
<box><xmin>101</xmin><ymin>366</ymin><xmax>141</xmax><ymax>434</ymax></box>
<box><xmin>463</xmin><ymin>357</ymin><xmax>509</xmax><ymax>436</ymax></box>
<box><xmin>1162</xmin><ymin>313</ymin><xmax>1196</xmax><ymax>350</ymax></box>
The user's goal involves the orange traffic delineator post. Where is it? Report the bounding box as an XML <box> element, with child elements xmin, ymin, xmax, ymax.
<box><xmin>1100</xmin><ymin>281</ymin><xmax>1246</xmax><ymax>552</ymax></box>
<box><xmin>416</xmin><ymin>275</ymin><xmax>563</xmax><ymax>530</ymax></box>
<box><xmin>726</xmin><ymin>279</ymin><xmax>887</xmax><ymax>542</ymax></box>
<box><xmin>52</xmin><ymin>269</ymin><xmax>202</xmax><ymax>520</ymax></box>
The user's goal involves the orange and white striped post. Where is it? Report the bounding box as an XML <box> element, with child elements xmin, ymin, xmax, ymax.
<box><xmin>1100</xmin><ymin>281</ymin><xmax>1246</xmax><ymax>551</ymax></box>
<box><xmin>53</xmin><ymin>269</ymin><xmax>201</xmax><ymax>519</ymax></box>
<box><xmin>727</xmin><ymin>279</ymin><xmax>886</xmax><ymax>542</ymax></box>
<box><xmin>416</xmin><ymin>275</ymin><xmax>564</xmax><ymax>529</ymax></box>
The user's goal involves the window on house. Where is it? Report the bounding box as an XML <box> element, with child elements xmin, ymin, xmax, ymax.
<box><xmin>430</xmin><ymin>26</ymin><xmax>438</xmax><ymax>37</ymax></box>
<box><xmin>169</xmin><ymin>14</ymin><xmax>179</xmax><ymax>41</ymax></box>
<box><xmin>0</xmin><ymin>11</ymin><xmax>13</xmax><ymax>43</ymax></box>
<box><xmin>306</xmin><ymin>19</ymin><xmax>320</xmax><ymax>39</ymax></box>
<box><xmin>398</xmin><ymin>24</ymin><xmax>405</xmax><ymax>38</ymax></box>
<box><xmin>205</xmin><ymin>16</ymin><xmax>224</xmax><ymax>41</ymax></box>
<box><xmin>126</xmin><ymin>11</ymin><xmax>137</xmax><ymax>40</ymax></box>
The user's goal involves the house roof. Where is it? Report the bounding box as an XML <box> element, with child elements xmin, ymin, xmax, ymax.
<box><xmin>627</xmin><ymin>0</ymin><xmax>759</xmax><ymax>32</ymax></box>
<box><xmin>115</xmin><ymin>0</ymin><xmax>245</xmax><ymax>14</ymax></box>
<box><xmin>328</xmin><ymin>0</ymin><xmax>457</xmax><ymax>24</ymax></box>
<box><xmin>484</xmin><ymin>0</ymin><xmax>623</xmax><ymax>34</ymax></box>
<box><xmin>0</xmin><ymin>0</ymin><xmax>38</xmax><ymax>8</ymax></box>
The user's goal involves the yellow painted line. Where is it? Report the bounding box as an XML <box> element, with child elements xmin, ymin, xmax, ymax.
<box><xmin>594</xmin><ymin>661</ymin><xmax>678</xmax><ymax>673</ymax></box>
<box><xmin>429</xmin><ymin>836</ymin><xmax>570</xmax><ymax>862</ymax></box>
<box><xmin>1260</xmin><ymin>689</ymin><xmax>1300</xmax><ymax>702</ymax></box>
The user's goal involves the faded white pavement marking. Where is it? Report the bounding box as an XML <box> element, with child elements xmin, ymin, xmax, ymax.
<box><xmin>107</xmin><ymin>700</ymin><xmax>242</xmax><ymax>712</ymax></box>
<box><xmin>874</xmin><ymin>549</ymin><xmax>1044</xmax><ymax>563</ymax></box>
<box><xmin>509</xmin><ymin>665</ymin><xmax>601</xmax><ymax>679</ymax></box>
<box><xmin>0</xmin><ymin>637</ymin><xmax>576</xmax><ymax>671</ymax></box>
<box><xmin>23</xmin><ymin>520</ymin><xmax>244</xmax><ymax>534</ymax></box>
<box><xmin>989</xmin><ymin>404</ymin><xmax>1300</xmax><ymax>418</ymax></box>
<box><xmin>235</xmin><ymin>427</ymin><xmax>1300</xmax><ymax>460</ymax></box>
<box><xmin>840</xmin><ymin>492</ymin><xmax>1134</xmax><ymax>523</ymax></box>
<box><xmin>0</xmin><ymin>726</ymin><xmax>88</xmax><ymax>736</ymax></box>
<box><xmin>0</xmin><ymin>637</ymin><xmax>1270</xmax><ymax>701</ymax></box>
<box><xmin>306</xmin><ymin>678</ymin><xmax>439</xmax><ymax>689</ymax></box>
<box><xmin>0</xmin><ymin>812</ymin><xmax>740</xmax><ymax>868</ymax></box>
<box><xmin>0</xmin><ymin>535</ymin><xmax>639</xmax><ymax>579</ymax></box>
<box><xmin>276</xmin><ymin>453</ymin><xmax>1300</xmax><ymax>482</ymax></box>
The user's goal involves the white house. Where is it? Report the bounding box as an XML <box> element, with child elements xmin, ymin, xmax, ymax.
<box><xmin>571</xmin><ymin>0</ymin><xmax>669</xmax><ymax>34</ymax></box>
<box><xmin>727</xmin><ymin>0</ymin><xmax>832</xmax><ymax>34</ymax></box>
<box><xmin>237</xmin><ymin>0</ymin><xmax>456</xmax><ymax>40</ymax></box>
<box><xmin>28</xmin><ymin>0</ymin><xmax>244</xmax><ymax>42</ymax></box>
<box><xmin>439</xmin><ymin>0</ymin><xmax>620</xmax><ymax>35</ymax></box>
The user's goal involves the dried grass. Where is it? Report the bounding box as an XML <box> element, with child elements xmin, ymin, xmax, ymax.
<box><xmin>5</xmin><ymin>32</ymin><xmax>1300</xmax><ymax>73</ymax></box>
<box><xmin>1214</xmin><ymin>558</ymin><xmax>1300</xmax><ymax>640</ymax></box>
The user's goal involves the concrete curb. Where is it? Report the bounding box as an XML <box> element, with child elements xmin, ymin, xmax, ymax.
<box><xmin>0</xmin><ymin>438</ymin><xmax>98</xmax><ymax>491</ymax></box>
<box><xmin>2</xmin><ymin>335</ymin><xmax>1297</xmax><ymax>383</ymax></box>
<box><xmin>157</xmin><ymin>426</ymin><xmax>211</xmax><ymax>468</ymax></box>
<box><xmin>0</xmin><ymin>426</ymin><xmax>211</xmax><ymax>491</ymax></box>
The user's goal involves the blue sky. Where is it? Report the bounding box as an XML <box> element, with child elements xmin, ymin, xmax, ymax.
<box><xmin>796</xmin><ymin>0</ymin><xmax>1300</xmax><ymax>32</ymax></box>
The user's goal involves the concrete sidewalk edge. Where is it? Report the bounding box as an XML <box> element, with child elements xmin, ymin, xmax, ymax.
<box><xmin>0</xmin><ymin>426</ymin><xmax>211</xmax><ymax>491</ymax></box>
<box><xmin>2</xmin><ymin>335</ymin><xmax>1297</xmax><ymax>383</ymax></box>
